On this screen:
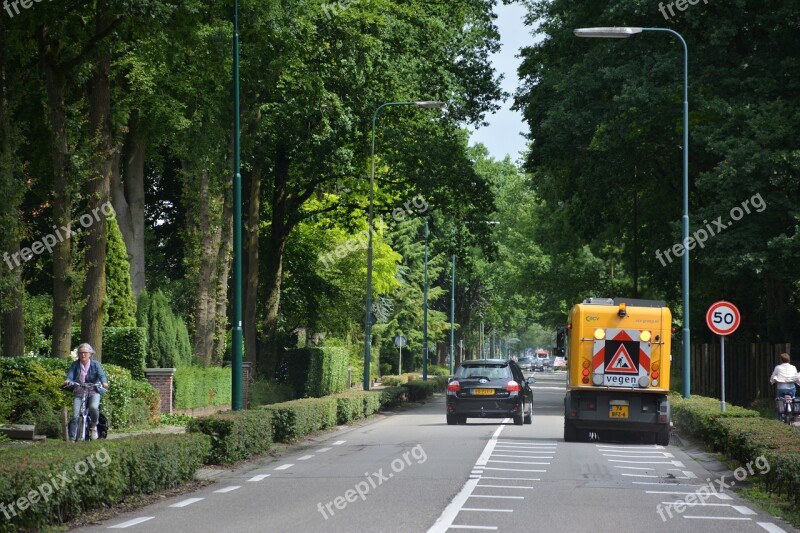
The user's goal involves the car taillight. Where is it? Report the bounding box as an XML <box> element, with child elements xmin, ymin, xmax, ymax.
<box><xmin>447</xmin><ymin>381</ymin><xmax>460</xmax><ymax>393</ymax></box>
<box><xmin>506</xmin><ymin>380</ymin><xmax>521</xmax><ymax>392</ymax></box>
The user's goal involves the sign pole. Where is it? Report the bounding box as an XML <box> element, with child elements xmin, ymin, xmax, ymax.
<box><xmin>720</xmin><ymin>335</ymin><xmax>726</xmax><ymax>413</ymax></box>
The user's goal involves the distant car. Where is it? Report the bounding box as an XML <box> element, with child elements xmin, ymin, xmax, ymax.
<box><xmin>534</xmin><ymin>352</ymin><xmax>550</xmax><ymax>372</ymax></box>
<box><xmin>517</xmin><ymin>357</ymin><xmax>535</xmax><ymax>372</ymax></box>
<box><xmin>446</xmin><ymin>359</ymin><xmax>534</xmax><ymax>425</ymax></box>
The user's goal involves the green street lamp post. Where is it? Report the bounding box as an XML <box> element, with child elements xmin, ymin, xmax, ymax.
<box><xmin>364</xmin><ymin>101</ymin><xmax>445</xmax><ymax>391</ymax></box>
<box><xmin>422</xmin><ymin>219</ymin><xmax>429</xmax><ymax>381</ymax></box>
<box><xmin>449</xmin><ymin>253</ymin><xmax>455</xmax><ymax>375</ymax></box>
<box><xmin>574</xmin><ymin>26</ymin><xmax>690</xmax><ymax>398</ymax></box>
<box><xmin>231</xmin><ymin>0</ymin><xmax>243</xmax><ymax>410</ymax></box>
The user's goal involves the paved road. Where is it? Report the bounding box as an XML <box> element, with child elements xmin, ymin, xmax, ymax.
<box><xmin>76</xmin><ymin>371</ymin><xmax>797</xmax><ymax>533</ymax></box>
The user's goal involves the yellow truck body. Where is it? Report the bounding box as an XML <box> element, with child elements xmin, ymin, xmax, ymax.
<box><xmin>562</xmin><ymin>298</ymin><xmax>672</xmax><ymax>444</ymax></box>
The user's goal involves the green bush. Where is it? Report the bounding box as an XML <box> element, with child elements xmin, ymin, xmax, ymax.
<box><xmin>379</xmin><ymin>386</ymin><xmax>408</xmax><ymax>408</ymax></box>
<box><xmin>671</xmin><ymin>393</ymin><xmax>800</xmax><ymax>504</ymax></box>
<box><xmin>381</xmin><ymin>375</ymin><xmax>406</xmax><ymax>387</ymax></box>
<box><xmin>427</xmin><ymin>365</ymin><xmax>451</xmax><ymax>376</ymax></box>
<box><xmin>671</xmin><ymin>394</ymin><xmax>759</xmax><ymax>443</ymax></box>
<box><xmin>248</xmin><ymin>379</ymin><xmax>294</xmax><ymax>407</ymax></box>
<box><xmin>137</xmin><ymin>290</ymin><xmax>193</xmax><ymax>368</ymax></box>
<box><xmin>283</xmin><ymin>347</ymin><xmax>349</xmax><ymax>398</ymax></box>
<box><xmin>363</xmin><ymin>391</ymin><xmax>382</xmax><ymax>416</ymax></box>
<box><xmin>103</xmin><ymin>327</ymin><xmax>147</xmax><ymax>379</ymax></box>
<box><xmin>103</xmin><ymin>365</ymin><xmax>160</xmax><ymax>429</ymax></box>
<box><xmin>259</xmin><ymin>397</ymin><xmax>338</xmax><ymax>442</ymax></box>
<box><xmin>0</xmin><ymin>433</ymin><xmax>210</xmax><ymax>533</ymax></box>
<box><xmin>105</xmin><ymin>217</ymin><xmax>137</xmax><ymax>328</ymax></box>
<box><xmin>187</xmin><ymin>410</ymin><xmax>273</xmax><ymax>464</ymax></box>
<box><xmin>403</xmin><ymin>380</ymin><xmax>438</xmax><ymax>401</ymax></box>
<box><xmin>334</xmin><ymin>393</ymin><xmax>364</xmax><ymax>425</ymax></box>
<box><xmin>174</xmin><ymin>366</ymin><xmax>232</xmax><ymax>410</ymax></box>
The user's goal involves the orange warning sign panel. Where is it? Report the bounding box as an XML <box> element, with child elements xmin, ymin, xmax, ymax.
<box><xmin>606</xmin><ymin>344</ymin><xmax>638</xmax><ymax>374</ymax></box>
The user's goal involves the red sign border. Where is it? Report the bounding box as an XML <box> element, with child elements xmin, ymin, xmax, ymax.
<box><xmin>706</xmin><ymin>301</ymin><xmax>741</xmax><ymax>336</ymax></box>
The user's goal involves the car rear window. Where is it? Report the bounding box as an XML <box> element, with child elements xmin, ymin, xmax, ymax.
<box><xmin>456</xmin><ymin>364</ymin><xmax>511</xmax><ymax>379</ymax></box>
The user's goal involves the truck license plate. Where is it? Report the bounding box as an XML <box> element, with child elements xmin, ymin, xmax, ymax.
<box><xmin>609</xmin><ymin>405</ymin><xmax>628</xmax><ymax>418</ymax></box>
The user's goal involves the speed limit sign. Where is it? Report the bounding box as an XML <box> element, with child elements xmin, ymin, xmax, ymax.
<box><xmin>706</xmin><ymin>301</ymin><xmax>741</xmax><ymax>336</ymax></box>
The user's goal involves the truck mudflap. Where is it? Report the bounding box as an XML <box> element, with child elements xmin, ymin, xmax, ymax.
<box><xmin>564</xmin><ymin>391</ymin><xmax>670</xmax><ymax>443</ymax></box>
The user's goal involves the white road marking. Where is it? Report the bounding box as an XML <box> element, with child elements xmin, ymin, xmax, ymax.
<box><xmin>213</xmin><ymin>486</ymin><xmax>241</xmax><ymax>493</ymax></box>
<box><xmin>468</xmin><ymin>494</ymin><xmax>524</xmax><ymax>500</ymax></box>
<box><xmin>491</xmin><ymin>454</ymin><xmax>553</xmax><ymax>459</ymax></box>
<box><xmin>461</xmin><ymin>508</ymin><xmax>513</xmax><ymax>512</ymax></box>
<box><xmin>608</xmin><ymin>459</ymin><xmax>682</xmax><ymax>465</ymax></box>
<box><xmin>684</xmin><ymin>516</ymin><xmax>751</xmax><ymax>521</ymax></box>
<box><xmin>169</xmin><ymin>498</ymin><xmax>204</xmax><ymax>508</ymax></box>
<box><xmin>108</xmin><ymin>517</ymin><xmax>154</xmax><ymax>528</ymax></box>
<box><xmin>317</xmin><ymin>447</ymin><xmax>332</xmax><ymax>452</ymax></box>
<box><xmin>248</xmin><ymin>474</ymin><xmax>270</xmax><ymax>481</ymax></box>
<box><xmin>661</xmin><ymin>502</ymin><xmax>732</xmax><ymax>507</ymax></box>
<box><xmin>332</xmin><ymin>440</ymin><xmax>346</xmax><ymax>445</ymax></box>
<box><xmin>487</xmin><ymin>460</ymin><xmax>550</xmax><ymax>465</ymax></box>
<box><xmin>428</xmin><ymin>427</ymin><xmax>506</xmax><ymax>533</ymax></box>
<box><xmin>646</xmin><ymin>490</ymin><xmax>731</xmax><ymax>500</ymax></box>
<box><xmin>621</xmin><ymin>473</ymin><xmax>660</xmax><ymax>478</ymax></box>
<box><xmin>633</xmin><ymin>482</ymin><xmax>705</xmax><ymax>487</ymax></box>
<box><xmin>733</xmin><ymin>506</ymin><xmax>757</xmax><ymax>515</ymax></box>
<box><xmin>480</xmin><ymin>476</ymin><xmax>540</xmax><ymax>481</ymax></box>
<box><xmin>477</xmin><ymin>485</ymin><xmax>532</xmax><ymax>489</ymax></box>
<box><xmin>482</xmin><ymin>467</ymin><xmax>546</xmax><ymax>473</ymax></box>
<box><xmin>603</xmin><ymin>453</ymin><xmax>674</xmax><ymax>458</ymax></box>
<box><xmin>298</xmin><ymin>455</ymin><xmax>314</xmax><ymax>460</ymax></box>
<box><xmin>757</xmin><ymin>523</ymin><xmax>788</xmax><ymax>532</ymax></box>
<box><xmin>274</xmin><ymin>464</ymin><xmax>294</xmax><ymax>470</ymax></box>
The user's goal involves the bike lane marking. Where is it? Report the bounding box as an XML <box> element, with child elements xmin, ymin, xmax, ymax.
<box><xmin>107</xmin><ymin>517</ymin><xmax>154</xmax><ymax>528</ymax></box>
<box><xmin>169</xmin><ymin>498</ymin><xmax>204</xmax><ymax>508</ymax></box>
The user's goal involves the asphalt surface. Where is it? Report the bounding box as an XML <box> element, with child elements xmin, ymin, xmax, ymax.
<box><xmin>72</xmin><ymin>371</ymin><xmax>798</xmax><ymax>533</ymax></box>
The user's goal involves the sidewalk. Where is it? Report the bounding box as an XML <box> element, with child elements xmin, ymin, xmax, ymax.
<box><xmin>106</xmin><ymin>425</ymin><xmax>186</xmax><ymax>440</ymax></box>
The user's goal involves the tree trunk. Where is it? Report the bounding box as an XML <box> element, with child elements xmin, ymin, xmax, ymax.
<box><xmin>0</xmin><ymin>66</ymin><xmax>23</xmax><ymax>357</ymax></box>
<box><xmin>80</xmin><ymin>42</ymin><xmax>113</xmax><ymax>361</ymax></box>
<box><xmin>244</xmin><ymin>161</ymin><xmax>261</xmax><ymax>370</ymax></box>
<box><xmin>112</xmin><ymin>111</ymin><xmax>147</xmax><ymax>298</ymax></box>
<box><xmin>190</xmin><ymin>166</ymin><xmax>223</xmax><ymax>366</ymax></box>
<box><xmin>212</xmin><ymin>182</ymin><xmax>233</xmax><ymax>365</ymax></box>
<box><xmin>38</xmin><ymin>36</ymin><xmax>73</xmax><ymax>360</ymax></box>
<box><xmin>260</xmin><ymin>146</ymin><xmax>291</xmax><ymax>378</ymax></box>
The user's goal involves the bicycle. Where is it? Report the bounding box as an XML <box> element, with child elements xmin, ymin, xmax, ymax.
<box><xmin>62</xmin><ymin>381</ymin><xmax>107</xmax><ymax>442</ymax></box>
<box><xmin>775</xmin><ymin>392</ymin><xmax>800</xmax><ymax>425</ymax></box>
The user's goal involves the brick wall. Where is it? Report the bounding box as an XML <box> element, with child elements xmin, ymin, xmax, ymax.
<box><xmin>144</xmin><ymin>368</ymin><xmax>175</xmax><ymax>414</ymax></box>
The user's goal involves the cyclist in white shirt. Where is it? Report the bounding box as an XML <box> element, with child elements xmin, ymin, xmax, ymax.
<box><xmin>770</xmin><ymin>352</ymin><xmax>798</xmax><ymax>399</ymax></box>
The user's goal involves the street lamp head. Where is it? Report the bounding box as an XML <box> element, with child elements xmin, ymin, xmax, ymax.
<box><xmin>573</xmin><ymin>27</ymin><xmax>643</xmax><ymax>38</ymax></box>
<box><xmin>414</xmin><ymin>101</ymin><xmax>447</xmax><ymax>109</ymax></box>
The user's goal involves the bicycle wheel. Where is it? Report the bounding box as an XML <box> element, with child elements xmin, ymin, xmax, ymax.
<box><xmin>75</xmin><ymin>415</ymin><xmax>86</xmax><ymax>442</ymax></box>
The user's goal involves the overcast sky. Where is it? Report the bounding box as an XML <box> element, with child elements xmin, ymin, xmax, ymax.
<box><xmin>468</xmin><ymin>1</ymin><xmax>539</xmax><ymax>164</ymax></box>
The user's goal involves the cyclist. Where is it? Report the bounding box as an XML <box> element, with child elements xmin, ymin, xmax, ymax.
<box><xmin>64</xmin><ymin>343</ymin><xmax>109</xmax><ymax>440</ymax></box>
<box><xmin>770</xmin><ymin>352</ymin><xmax>798</xmax><ymax>420</ymax></box>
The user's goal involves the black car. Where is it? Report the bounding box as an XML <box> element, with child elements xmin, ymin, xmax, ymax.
<box><xmin>446</xmin><ymin>359</ymin><xmax>535</xmax><ymax>425</ymax></box>
<box><xmin>517</xmin><ymin>357</ymin><xmax>535</xmax><ymax>372</ymax></box>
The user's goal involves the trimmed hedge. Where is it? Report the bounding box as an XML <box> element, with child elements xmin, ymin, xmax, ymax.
<box><xmin>0</xmin><ymin>433</ymin><xmax>210</xmax><ymax>533</ymax></box>
<box><xmin>404</xmin><ymin>380</ymin><xmax>439</xmax><ymax>401</ymax></box>
<box><xmin>259</xmin><ymin>397</ymin><xmax>338</xmax><ymax>442</ymax></box>
<box><xmin>379</xmin><ymin>387</ymin><xmax>408</xmax><ymax>408</ymax></box>
<box><xmin>174</xmin><ymin>366</ymin><xmax>232</xmax><ymax>410</ymax></box>
<box><xmin>332</xmin><ymin>391</ymin><xmax>384</xmax><ymax>425</ymax></box>
<box><xmin>671</xmin><ymin>393</ymin><xmax>800</xmax><ymax>504</ymax></box>
<box><xmin>188</xmin><ymin>410</ymin><xmax>273</xmax><ymax>464</ymax></box>
<box><xmin>103</xmin><ymin>327</ymin><xmax>147</xmax><ymax>379</ymax></box>
<box><xmin>284</xmin><ymin>347</ymin><xmax>349</xmax><ymax>398</ymax></box>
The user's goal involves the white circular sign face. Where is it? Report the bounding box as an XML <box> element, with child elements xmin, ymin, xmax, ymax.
<box><xmin>705</xmin><ymin>301</ymin><xmax>741</xmax><ymax>336</ymax></box>
<box><xmin>394</xmin><ymin>335</ymin><xmax>407</xmax><ymax>348</ymax></box>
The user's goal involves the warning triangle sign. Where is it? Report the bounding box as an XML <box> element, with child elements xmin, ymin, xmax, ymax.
<box><xmin>607</xmin><ymin>344</ymin><xmax>638</xmax><ymax>374</ymax></box>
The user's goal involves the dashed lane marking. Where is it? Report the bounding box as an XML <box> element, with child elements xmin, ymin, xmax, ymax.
<box><xmin>169</xmin><ymin>498</ymin><xmax>204</xmax><ymax>508</ymax></box>
<box><xmin>108</xmin><ymin>517</ymin><xmax>155</xmax><ymax>528</ymax></box>
<box><xmin>248</xmin><ymin>474</ymin><xmax>270</xmax><ymax>481</ymax></box>
<box><xmin>274</xmin><ymin>464</ymin><xmax>294</xmax><ymax>471</ymax></box>
<box><xmin>213</xmin><ymin>486</ymin><xmax>241</xmax><ymax>493</ymax></box>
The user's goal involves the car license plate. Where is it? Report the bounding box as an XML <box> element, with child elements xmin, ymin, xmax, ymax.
<box><xmin>609</xmin><ymin>405</ymin><xmax>628</xmax><ymax>418</ymax></box>
<box><xmin>472</xmin><ymin>388</ymin><xmax>494</xmax><ymax>396</ymax></box>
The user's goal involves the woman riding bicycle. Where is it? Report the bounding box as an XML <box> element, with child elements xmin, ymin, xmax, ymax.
<box><xmin>64</xmin><ymin>343</ymin><xmax>109</xmax><ymax>440</ymax></box>
<box><xmin>770</xmin><ymin>352</ymin><xmax>798</xmax><ymax>420</ymax></box>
